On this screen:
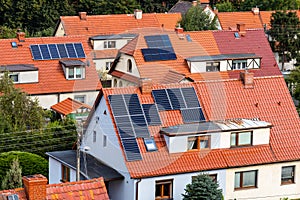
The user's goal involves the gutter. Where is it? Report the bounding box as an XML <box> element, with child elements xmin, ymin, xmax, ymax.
<box><xmin>135</xmin><ymin>178</ymin><xmax>142</xmax><ymax>200</ymax></box>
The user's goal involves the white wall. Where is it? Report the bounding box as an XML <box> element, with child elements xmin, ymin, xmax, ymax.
<box><xmin>115</xmin><ymin>54</ymin><xmax>140</xmax><ymax>77</ymax></box>
<box><xmin>17</xmin><ymin>71</ymin><xmax>38</xmax><ymax>83</ymax></box>
<box><xmin>136</xmin><ymin>169</ymin><xmax>226</xmax><ymax>200</ymax></box>
<box><xmin>225</xmin><ymin>161</ymin><xmax>300</xmax><ymax>200</ymax></box>
<box><xmin>54</xmin><ymin>22</ymin><xmax>65</xmax><ymax>37</ymax></box>
<box><xmin>48</xmin><ymin>157</ymin><xmax>76</xmax><ymax>184</ymax></box>
<box><xmin>93</xmin><ymin>39</ymin><xmax>130</xmax><ymax>50</ymax></box>
<box><xmin>111</xmin><ymin>77</ymin><xmax>136</xmax><ymax>88</ymax></box>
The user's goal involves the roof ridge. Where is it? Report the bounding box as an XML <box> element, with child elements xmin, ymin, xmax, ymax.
<box><xmin>47</xmin><ymin>177</ymin><xmax>104</xmax><ymax>188</ymax></box>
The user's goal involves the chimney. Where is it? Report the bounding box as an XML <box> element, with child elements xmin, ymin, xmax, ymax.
<box><xmin>252</xmin><ymin>7</ymin><xmax>259</xmax><ymax>15</ymax></box>
<box><xmin>139</xmin><ymin>78</ymin><xmax>152</xmax><ymax>94</ymax></box>
<box><xmin>22</xmin><ymin>174</ymin><xmax>47</xmax><ymax>200</ymax></box>
<box><xmin>79</xmin><ymin>12</ymin><xmax>87</xmax><ymax>20</ymax></box>
<box><xmin>237</xmin><ymin>23</ymin><xmax>246</xmax><ymax>36</ymax></box>
<box><xmin>192</xmin><ymin>0</ymin><xmax>198</xmax><ymax>6</ymax></box>
<box><xmin>213</xmin><ymin>7</ymin><xmax>218</xmax><ymax>14</ymax></box>
<box><xmin>17</xmin><ymin>32</ymin><xmax>25</xmax><ymax>42</ymax></box>
<box><xmin>175</xmin><ymin>24</ymin><xmax>184</xmax><ymax>34</ymax></box>
<box><xmin>134</xmin><ymin>9</ymin><xmax>142</xmax><ymax>20</ymax></box>
<box><xmin>240</xmin><ymin>71</ymin><xmax>254</xmax><ymax>89</ymax></box>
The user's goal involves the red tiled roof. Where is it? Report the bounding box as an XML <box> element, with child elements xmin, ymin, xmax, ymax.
<box><xmin>101</xmin><ymin>76</ymin><xmax>300</xmax><ymax>178</ymax></box>
<box><xmin>0</xmin><ymin>35</ymin><xmax>101</xmax><ymax>95</ymax></box>
<box><xmin>59</xmin><ymin>13</ymin><xmax>181</xmax><ymax>36</ymax></box>
<box><xmin>0</xmin><ymin>177</ymin><xmax>109</xmax><ymax>200</ymax></box>
<box><xmin>51</xmin><ymin>97</ymin><xmax>92</xmax><ymax>116</ymax></box>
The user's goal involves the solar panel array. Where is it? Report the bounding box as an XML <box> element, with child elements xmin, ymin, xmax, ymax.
<box><xmin>142</xmin><ymin>35</ymin><xmax>177</xmax><ymax>62</ymax></box>
<box><xmin>30</xmin><ymin>43</ymin><xmax>85</xmax><ymax>60</ymax></box>
<box><xmin>108</xmin><ymin>94</ymin><xmax>152</xmax><ymax>161</ymax></box>
<box><xmin>142</xmin><ymin>104</ymin><xmax>161</xmax><ymax>125</ymax></box>
<box><xmin>152</xmin><ymin>87</ymin><xmax>205</xmax><ymax>123</ymax></box>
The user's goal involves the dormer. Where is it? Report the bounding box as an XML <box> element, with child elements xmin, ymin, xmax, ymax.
<box><xmin>160</xmin><ymin>119</ymin><xmax>272</xmax><ymax>153</ymax></box>
<box><xmin>90</xmin><ymin>34</ymin><xmax>137</xmax><ymax>50</ymax></box>
<box><xmin>186</xmin><ymin>54</ymin><xmax>261</xmax><ymax>73</ymax></box>
<box><xmin>0</xmin><ymin>64</ymin><xmax>38</xmax><ymax>84</ymax></box>
<box><xmin>60</xmin><ymin>60</ymin><xmax>86</xmax><ymax>80</ymax></box>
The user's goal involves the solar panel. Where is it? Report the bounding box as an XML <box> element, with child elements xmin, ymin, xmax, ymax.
<box><xmin>131</xmin><ymin>115</ymin><xmax>150</xmax><ymax>138</ymax></box>
<box><xmin>108</xmin><ymin>95</ymin><xmax>128</xmax><ymax>116</ymax></box>
<box><xmin>167</xmin><ymin>88</ymin><xmax>186</xmax><ymax>109</ymax></box>
<box><xmin>123</xmin><ymin>94</ymin><xmax>143</xmax><ymax>115</ymax></box>
<box><xmin>152</xmin><ymin>89</ymin><xmax>172</xmax><ymax>111</ymax></box>
<box><xmin>181</xmin><ymin>87</ymin><xmax>200</xmax><ymax>108</ymax></box>
<box><xmin>186</xmin><ymin>34</ymin><xmax>192</xmax><ymax>42</ymax></box>
<box><xmin>74</xmin><ymin>43</ymin><xmax>86</xmax><ymax>58</ymax></box>
<box><xmin>142</xmin><ymin>104</ymin><xmax>161</xmax><ymax>125</ymax></box>
<box><xmin>57</xmin><ymin>44</ymin><xmax>68</xmax><ymax>58</ymax></box>
<box><xmin>40</xmin><ymin>44</ymin><xmax>51</xmax><ymax>60</ymax></box>
<box><xmin>30</xmin><ymin>45</ymin><xmax>42</xmax><ymax>60</ymax></box>
<box><xmin>48</xmin><ymin>44</ymin><xmax>60</xmax><ymax>59</ymax></box>
<box><xmin>121</xmin><ymin>138</ymin><xmax>142</xmax><ymax>161</ymax></box>
<box><xmin>66</xmin><ymin>43</ymin><xmax>77</xmax><ymax>58</ymax></box>
<box><xmin>181</xmin><ymin>108</ymin><xmax>205</xmax><ymax>123</ymax></box>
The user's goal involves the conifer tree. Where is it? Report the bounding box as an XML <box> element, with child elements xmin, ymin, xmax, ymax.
<box><xmin>1</xmin><ymin>157</ymin><xmax>22</xmax><ymax>190</ymax></box>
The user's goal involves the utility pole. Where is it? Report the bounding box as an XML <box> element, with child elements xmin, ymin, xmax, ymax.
<box><xmin>76</xmin><ymin>122</ymin><xmax>82</xmax><ymax>181</ymax></box>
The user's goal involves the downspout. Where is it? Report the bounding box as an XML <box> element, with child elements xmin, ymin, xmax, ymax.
<box><xmin>135</xmin><ymin>178</ymin><xmax>142</xmax><ymax>200</ymax></box>
<box><xmin>57</xmin><ymin>92</ymin><xmax>61</xmax><ymax>103</ymax></box>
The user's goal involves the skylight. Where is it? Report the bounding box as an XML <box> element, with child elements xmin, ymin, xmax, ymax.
<box><xmin>144</xmin><ymin>138</ymin><xmax>157</xmax><ymax>152</ymax></box>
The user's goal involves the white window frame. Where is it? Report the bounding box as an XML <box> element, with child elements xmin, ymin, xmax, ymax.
<box><xmin>104</xmin><ymin>40</ymin><xmax>116</xmax><ymax>49</ymax></box>
<box><xmin>74</xmin><ymin>95</ymin><xmax>86</xmax><ymax>103</ymax></box>
<box><xmin>105</xmin><ymin>61</ymin><xmax>113</xmax><ymax>70</ymax></box>
<box><xmin>206</xmin><ymin>62</ymin><xmax>220</xmax><ymax>72</ymax></box>
<box><xmin>232</xmin><ymin>60</ymin><xmax>247</xmax><ymax>70</ymax></box>
<box><xmin>9</xmin><ymin>73</ymin><xmax>19</xmax><ymax>83</ymax></box>
<box><xmin>67</xmin><ymin>66</ymin><xmax>85</xmax><ymax>80</ymax></box>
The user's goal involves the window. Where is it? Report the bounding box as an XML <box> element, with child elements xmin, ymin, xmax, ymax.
<box><xmin>68</xmin><ymin>66</ymin><xmax>84</xmax><ymax>79</ymax></box>
<box><xmin>206</xmin><ymin>62</ymin><xmax>220</xmax><ymax>72</ymax></box>
<box><xmin>93</xmin><ymin>131</ymin><xmax>96</xmax><ymax>143</ymax></box>
<box><xmin>127</xmin><ymin>59</ymin><xmax>132</xmax><ymax>72</ymax></box>
<box><xmin>188</xmin><ymin>135</ymin><xmax>211</xmax><ymax>151</ymax></box>
<box><xmin>231</xmin><ymin>131</ymin><xmax>252</xmax><ymax>147</ymax></box>
<box><xmin>61</xmin><ymin>165</ymin><xmax>70</xmax><ymax>182</ymax></box>
<box><xmin>281</xmin><ymin>166</ymin><xmax>295</xmax><ymax>184</ymax></box>
<box><xmin>113</xmin><ymin>79</ymin><xmax>117</xmax><ymax>87</ymax></box>
<box><xmin>232</xmin><ymin>60</ymin><xmax>247</xmax><ymax>70</ymax></box>
<box><xmin>104</xmin><ymin>41</ymin><xmax>116</xmax><ymax>49</ymax></box>
<box><xmin>155</xmin><ymin>180</ymin><xmax>173</xmax><ymax>200</ymax></box>
<box><xmin>105</xmin><ymin>62</ymin><xmax>113</xmax><ymax>70</ymax></box>
<box><xmin>74</xmin><ymin>95</ymin><xmax>86</xmax><ymax>103</ymax></box>
<box><xmin>103</xmin><ymin>135</ymin><xmax>107</xmax><ymax>147</ymax></box>
<box><xmin>9</xmin><ymin>74</ymin><xmax>19</xmax><ymax>83</ymax></box>
<box><xmin>235</xmin><ymin>170</ymin><xmax>257</xmax><ymax>189</ymax></box>
<box><xmin>119</xmin><ymin>81</ymin><xmax>123</xmax><ymax>87</ymax></box>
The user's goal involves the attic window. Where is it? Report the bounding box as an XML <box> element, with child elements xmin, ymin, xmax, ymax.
<box><xmin>11</xmin><ymin>42</ymin><xmax>18</xmax><ymax>48</ymax></box>
<box><xmin>104</xmin><ymin>41</ymin><xmax>116</xmax><ymax>49</ymax></box>
<box><xmin>234</xmin><ymin>32</ymin><xmax>240</xmax><ymax>38</ymax></box>
<box><xmin>144</xmin><ymin>138</ymin><xmax>157</xmax><ymax>152</ymax></box>
<box><xmin>6</xmin><ymin>194</ymin><xmax>19</xmax><ymax>200</ymax></box>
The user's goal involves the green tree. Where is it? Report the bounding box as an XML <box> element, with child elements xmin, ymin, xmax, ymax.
<box><xmin>269</xmin><ymin>11</ymin><xmax>300</xmax><ymax>70</ymax></box>
<box><xmin>0</xmin><ymin>151</ymin><xmax>48</xmax><ymax>183</ymax></box>
<box><xmin>240</xmin><ymin>0</ymin><xmax>300</xmax><ymax>11</ymax></box>
<box><xmin>216</xmin><ymin>1</ymin><xmax>236</xmax><ymax>12</ymax></box>
<box><xmin>182</xmin><ymin>174</ymin><xmax>223</xmax><ymax>200</ymax></box>
<box><xmin>179</xmin><ymin>5</ymin><xmax>218</xmax><ymax>31</ymax></box>
<box><xmin>1</xmin><ymin>157</ymin><xmax>22</xmax><ymax>189</ymax></box>
<box><xmin>286</xmin><ymin>67</ymin><xmax>300</xmax><ymax>111</ymax></box>
<box><xmin>0</xmin><ymin>72</ymin><xmax>45</xmax><ymax>133</ymax></box>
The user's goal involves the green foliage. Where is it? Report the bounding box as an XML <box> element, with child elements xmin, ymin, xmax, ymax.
<box><xmin>0</xmin><ymin>151</ymin><xmax>48</xmax><ymax>185</ymax></box>
<box><xmin>286</xmin><ymin>67</ymin><xmax>300</xmax><ymax>102</ymax></box>
<box><xmin>269</xmin><ymin>11</ymin><xmax>300</xmax><ymax>69</ymax></box>
<box><xmin>1</xmin><ymin>157</ymin><xmax>22</xmax><ymax>189</ymax></box>
<box><xmin>182</xmin><ymin>173</ymin><xmax>223</xmax><ymax>200</ymax></box>
<box><xmin>240</xmin><ymin>0</ymin><xmax>300</xmax><ymax>11</ymax></box>
<box><xmin>216</xmin><ymin>1</ymin><xmax>236</xmax><ymax>12</ymax></box>
<box><xmin>0</xmin><ymin>72</ymin><xmax>45</xmax><ymax>133</ymax></box>
<box><xmin>179</xmin><ymin>5</ymin><xmax>218</xmax><ymax>31</ymax></box>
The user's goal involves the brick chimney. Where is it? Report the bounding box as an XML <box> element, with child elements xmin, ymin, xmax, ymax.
<box><xmin>139</xmin><ymin>78</ymin><xmax>152</xmax><ymax>94</ymax></box>
<box><xmin>237</xmin><ymin>23</ymin><xmax>246</xmax><ymax>36</ymax></box>
<box><xmin>22</xmin><ymin>174</ymin><xmax>47</xmax><ymax>200</ymax></box>
<box><xmin>134</xmin><ymin>9</ymin><xmax>142</xmax><ymax>19</ymax></box>
<box><xmin>240</xmin><ymin>71</ymin><xmax>254</xmax><ymax>89</ymax></box>
<box><xmin>252</xmin><ymin>7</ymin><xmax>259</xmax><ymax>15</ymax></box>
<box><xmin>79</xmin><ymin>12</ymin><xmax>87</xmax><ymax>20</ymax></box>
<box><xmin>17</xmin><ymin>32</ymin><xmax>25</xmax><ymax>42</ymax></box>
<box><xmin>175</xmin><ymin>24</ymin><xmax>184</xmax><ymax>34</ymax></box>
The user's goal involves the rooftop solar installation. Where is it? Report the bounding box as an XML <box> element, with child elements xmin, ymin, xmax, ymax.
<box><xmin>142</xmin><ymin>104</ymin><xmax>161</xmax><ymax>125</ymax></box>
<box><xmin>30</xmin><ymin>43</ymin><xmax>85</xmax><ymax>60</ymax></box>
<box><xmin>121</xmin><ymin>138</ymin><xmax>142</xmax><ymax>161</ymax></box>
<box><xmin>181</xmin><ymin>107</ymin><xmax>206</xmax><ymax>123</ymax></box>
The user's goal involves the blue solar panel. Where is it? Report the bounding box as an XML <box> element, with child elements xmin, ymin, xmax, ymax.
<box><xmin>108</xmin><ymin>95</ymin><xmax>128</xmax><ymax>116</ymax></box>
<box><xmin>121</xmin><ymin>138</ymin><xmax>142</xmax><ymax>161</ymax></box>
<box><xmin>186</xmin><ymin>34</ymin><xmax>192</xmax><ymax>42</ymax></box>
<box><xmin>74</xmin><ymin>43</ymin><xmax>85</xmax><ymax>58</ymax></box>
<box><xmin>167</xmin><ymin>88</ymin><xmax>186</xmax><ymax>109</ymax></box>
<box><xmin>39</xmin><ymin>44</ymin><xmax>51</xmax><ymax>60</ymax></box>
<box><xmin>181</xmin><ymin>107</ymin><xmax>205</xmax><ymax>123</ymax></box>
<box><xmin>152</xmin><ymin>89</ymin><xmax>172</xmax><ymax>111</ymax></box>
<box><xmin>123</xmin><ymin>94</ymin><xmax>143</xmax><ymax>115</ymax></box>
<box><xmin>142</xmin><ymin>104</ymin><xmax>161</xmax><ymax>125</ymax></box>
<box><xmin>57</xmin><ymin>44</ymin><xmax>68</xmax><ymax>58</ymax></box>
<box><xmin>131</xmin><ymin>115</ymin><xmax>150</xmax><ymax>138</ymax></box>
<box><xmin>48</xmin><ymin>44</ymin><xmax>60</xmax><ymax>59</ymax></box>
<box><xmin>181</xmin><ymin>87</ymin><xmax>200</xmax><ymax>108</ymax></box>
<box><xmin>30</xmin><ymin>45</ymin><xmax>42</xmax><ymax>60</ymax></box>
<box><xmin>66</xmin><ymin>43</ymin><xmax>77</xmax><ymax>58</ymax></box>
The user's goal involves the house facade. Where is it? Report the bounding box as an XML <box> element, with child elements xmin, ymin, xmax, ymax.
<box><xmin>0</xmin><ymin>32</ymin><xmax>101</xmax><ymax>109</ymax></box>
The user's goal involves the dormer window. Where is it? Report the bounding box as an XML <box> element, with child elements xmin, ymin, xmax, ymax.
<box><xmin>104</xmin><ymin>41</ymin><xmax>116</xmax><ymax>49</ymax></box>
<box><xmin>9</xmin><ymin>73</ymin><xmax>19</xmax><ymax>83</ymax></box>
<box><xmin>230</xmin><ymin>131</ymin><xmax>252</xmax><ymax>147</ymax></box>
<box><xmin>206</xmin><ymin>62</ymin><xmax>220</xmax><ymax>72</ymax></box>
<box><xmin>232</xmin><ymin>60</ymin><xmax>247</xmax><ymax>70</ymax></box>
<box><xmin>60</xmin><ymin>60</ymin><xmax>86</xmax><ymax>80</ymax></box>
<box><xmin>188</xmin><ymin>135</ymin><xmax>211</xmax><ymax>151</ymax></box>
